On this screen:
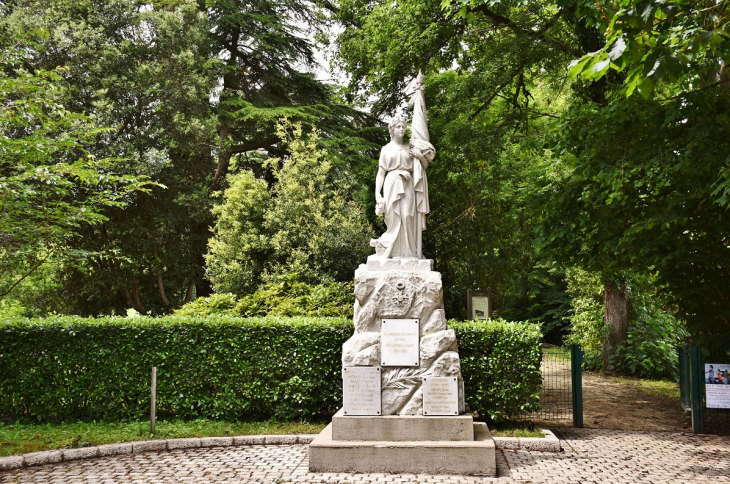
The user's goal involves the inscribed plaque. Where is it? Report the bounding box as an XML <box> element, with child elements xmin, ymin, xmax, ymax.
<box><xmin>343</xmin><ymin>366</ymin><xmax>381</xmax><ymax>415</ymax></box>
<box><xmin>422</xmin><ymin>376</ymin><xmax>458</xmax><ymax>416</ymax></box>
<box><xmin>381</xmin><ymin>319</ymin><xmax>419</xmax><ymax>367</ymax></box>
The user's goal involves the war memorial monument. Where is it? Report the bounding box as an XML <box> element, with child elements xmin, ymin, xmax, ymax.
<box><xmin>308</xmin><ymin>73</ymin><xmax>496</xmax><ymax>476</ymax></box>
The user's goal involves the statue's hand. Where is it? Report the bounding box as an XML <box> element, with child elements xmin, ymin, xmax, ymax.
<box><xmin>375</xmin><ymin>196</ymin><xmax>385</xmax><ymax>216</ymax></box>
<box><xmin>400</xmin><ymin>171</ymin><xmax>411</xmax><ymax>182</ymax></box>
<box><xmin>409</xmin><ymin>147</ymin><xmax>424</xmax><ymax>161</ymax></box>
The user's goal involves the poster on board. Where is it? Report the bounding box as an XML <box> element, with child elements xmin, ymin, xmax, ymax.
<box><xmin>705</xmin><ymin>364</ymin><xmax>730</xmax><ymax>409</ymax></box>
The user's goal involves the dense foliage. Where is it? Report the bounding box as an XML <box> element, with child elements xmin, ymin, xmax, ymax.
<box><xmin>205</xmin><ymin>121</ymin><xmax>373</xmax><ymax>295</ymax></box>
<box><xmin>565</xmin><ymin>268</ymin><xmax>688</xmax><ymax>380</ymax></box>
<box><xmin>0</xmin><ymin>0</ymin><xmax>381</xmax><ymax>316</ymax></box>
<box><xmin>2</xmin><ymin>0</ymin><xmax>729</xmax><ymax>377</ymax></box>
<box><xmin>176</xmin><ymin>275</ymin><xmax>355</xmax><ymax>319</ymax></box>
<box><xmin>0</xmin><ymin>32</ymin><xmax>151</xmax><ymax>299</ymax></box>
<box><xmin>0</xmin><ymin>316</ymin><xmax>540</xmax><ymax>422</ymax></box>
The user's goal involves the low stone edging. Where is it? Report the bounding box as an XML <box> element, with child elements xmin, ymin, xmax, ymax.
<box><xmin>493</xmin><ymin>429</ymin><xmax>561</xmax><ymax>452</ymax></box>
<box><xmin>0</xmin><ymin>434</ymin><xmax>318</xmax><ymax>471</ymax></box>
<box><xmin>0</xmin><ymin>429</ymin><xmax>561</xmax><ymax>472</ymax></box>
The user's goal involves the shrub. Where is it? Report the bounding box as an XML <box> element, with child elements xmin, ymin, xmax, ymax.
<box><xmin>173</xmin><ymin>293</ymin><xmax>240</xmax><ymax>317</ymax></box>
<box><xmin>0</xmin><ymin>316</ymin><xmax>540</xmax><ymax>422</ymax></box>
<box><xmin>174</xmin><ymin>274</ymin><xmax>355</xmax><ymax>319</ymax></box>
<box><xmin>451</xmin><ymin>319</ymin><xmax>542</xmax><ymax>421</ymax></box>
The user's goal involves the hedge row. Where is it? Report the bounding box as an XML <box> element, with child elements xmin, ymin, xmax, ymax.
<box><xmin>0</xmin><ymin>316</ymin><xmax>540</xmax><ymax>422</ymax></box>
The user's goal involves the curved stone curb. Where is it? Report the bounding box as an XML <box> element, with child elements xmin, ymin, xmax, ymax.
<box><xmin>492</xmin><ymin>429</ymin><xmax>560</xmax><ymax>452</ymax></box>
<box><xmin>0</xmin><ymin>433</ymin><xmax>318</xmax><ymax>471</ymax></box>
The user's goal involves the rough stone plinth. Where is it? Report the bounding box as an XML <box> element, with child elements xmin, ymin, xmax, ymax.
<box><xmin>308</xmin><ymin>421</ymin><xmax>495</xmax><ymax>476</ymax></box>
<box><xmin>331</xmin><ymin>408</ymin><xmax>474</xmax><ymax>441</ymax></box>
<box><xmin>343</xmin><ymin>263</ymin><xmax>465</xmax><ymax>415</ymax></box>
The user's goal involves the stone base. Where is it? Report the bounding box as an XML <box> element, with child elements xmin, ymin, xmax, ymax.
<box><xmin>309</xmin><ymin>421</ymin><xmax>496</xmax><ymax>476</ymax></box>
<box><xmin>332</xmin><ymin>408</ymin><xmax>474</xmax><ymax>441</ymax></box>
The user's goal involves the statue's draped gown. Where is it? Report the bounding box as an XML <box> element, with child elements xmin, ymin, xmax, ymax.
<box><xmin>377</xmin><ymin>144</ymin><xmax>420</xmax><ymax>258</ymax></box>
<box><xmin>375</xmin><ymin>72</ymin><xmax>434</xmax><ymax>259</ymax></box>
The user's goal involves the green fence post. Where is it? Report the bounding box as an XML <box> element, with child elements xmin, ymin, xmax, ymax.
<box><xmin>571</xmin><ymin>344</ymin><xmax>583</xmax><ymax>428</ymax></box>
<box><xmin>690</xmin><ymin>345</ymin><xmax>704</xmax><ymax>434</ymax></box>
<box><xmin>679</xmin><ymin>346</ymin><xmax>691</xmax><ymax>412</ymax></box>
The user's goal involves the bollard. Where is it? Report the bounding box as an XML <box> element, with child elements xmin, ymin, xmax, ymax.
<box><xmin>151</xmin><ymin>367</ymin><xmax>157</xmax><ymax>434</ymax></box>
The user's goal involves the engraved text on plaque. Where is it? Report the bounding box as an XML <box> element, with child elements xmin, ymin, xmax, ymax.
<box><xmin>343</xmin><ymin>366</ymin><xmax>381</xmax><ymax>415</ymax></box>
<box><xmin>422</xmin><ymin>376</ymin><xmax>458</xmax><ymax>416</ymax></box>
<box><xmin>381</xmin><ymin>319</ymin><xmax>419</xmax><ymax>367</ymax></box>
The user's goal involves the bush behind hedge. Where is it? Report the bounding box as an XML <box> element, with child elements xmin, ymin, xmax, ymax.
<box><xmin>0</xmin><ymin>316</ymin><xmax>540</xmax><ymax>422</ymax></box>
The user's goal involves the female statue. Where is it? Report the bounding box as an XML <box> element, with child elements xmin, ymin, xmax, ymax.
<box><xmin>372</xmin><ymin>72</ymin><xmax>436</xmax><ymax>259</ymax></box>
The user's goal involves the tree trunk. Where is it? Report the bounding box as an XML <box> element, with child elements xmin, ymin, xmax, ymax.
<box><xmin>152</xmin><ymin>243</ymin><xmax>170</xmax><ymax>306</ymax></box>
<box><xmin>603</xmin><ymin>283</ymin><xmax>628</xmax><ymax>368</ymax></box>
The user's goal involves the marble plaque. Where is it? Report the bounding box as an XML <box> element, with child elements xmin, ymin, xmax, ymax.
<box><xmin>422</xmin><ymin>376</ymin><xmax>458</xmax><ymax>416</ymax></box>
<box><xmin>343</xmin><ymin>366</ymin><xmax>381</xmax><ymax>415</ymax></box>
<box><xmin>381</xmin><ymin>319</ymin><xmax>419</xmax><ymax>367</ymax></box>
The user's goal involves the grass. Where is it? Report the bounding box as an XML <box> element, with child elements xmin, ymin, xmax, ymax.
<box><xmin>0</xmin><ymin>419</ymin><xmax>326</xmax><ymax>457</ymax></box>
<box><xmin>612</xmin><ymin>376</ymin><xmax>681</xmax><ymax>400</ymax></box>
<box><xmin>488</xmin><ymin>420</ymin><xmax>544</xmax><ymax>438</ymax></box>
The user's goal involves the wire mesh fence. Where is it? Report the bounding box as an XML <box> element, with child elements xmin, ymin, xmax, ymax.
<box><xmin>517</xmin><ymin>344</ymin><xmax>573</xmax><ymax>421</ymax></box>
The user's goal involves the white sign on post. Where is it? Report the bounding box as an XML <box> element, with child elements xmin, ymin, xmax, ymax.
<box><xmin>472</xmin><ymin>296</ymin><xmax>489</xmax><ymax>320</ymax></box>
<box><xmin>422</xmin><ymin>376</ymin><xmax>459</xmax><ymax>416</ymax></box>
<box><xmin>705</xmin><ymin>364</ymin><xmax>730</xmax><ymax>409</ymax></box>
<box><xmin>381</xmin><ymin>319</ymin><xmax>420</xmax><ymax>367</ymax></box>
<box><xmin>342</xmin><ymin>366</ymin><xmax>381</xmax><ymax>415</ymax></box>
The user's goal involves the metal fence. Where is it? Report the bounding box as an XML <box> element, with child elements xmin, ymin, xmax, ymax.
<box><xmin>679</xmin><ymin>345</ymin><xmax>730</xmax><ymax>434</ymax></box>
<box><xmin>517</xmin><ymin>344</ymin><xmax>577</xmax><ymax>422</ymax></box>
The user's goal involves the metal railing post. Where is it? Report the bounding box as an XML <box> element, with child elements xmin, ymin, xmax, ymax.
<box><xmin>679</xmin><ymin>346</ymin><xmax>691</xmax><ymax>412</ymax></box>
<box><xmin>689</xmin><ymin>346</ymin><xmax>704</xmax><ymax>434</ymax></box>
<box><xmin>571</xmin><ymin>344</ymin><xmax>584</xmax><ymax>428</ymax></box>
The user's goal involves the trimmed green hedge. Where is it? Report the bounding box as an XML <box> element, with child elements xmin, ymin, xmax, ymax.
<box><xmin>0</xmin><ymin>316</ymin><xmax>540</xmax><ymax>422</ymax></box>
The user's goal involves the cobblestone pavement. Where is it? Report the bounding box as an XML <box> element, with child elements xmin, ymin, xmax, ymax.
<box><xmin>2</xmin><ymin>429</ymin><xmax>729</xmax><ymax>483</ymax></box>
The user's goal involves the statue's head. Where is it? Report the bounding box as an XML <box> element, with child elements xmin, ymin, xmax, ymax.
<box><xmin>388</xmin><ymin>115</ymin><xmax>408</xmax><ymax>139</ymax></box>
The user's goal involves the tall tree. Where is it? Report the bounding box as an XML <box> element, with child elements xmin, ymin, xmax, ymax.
<box><xmin>2</xmin><ymin>0</ymin><xmax>220</xmax><ymax>314</ymax></box>
<box><xmin>332</xmin><ymin>0</ymin><xmax>583</xmax><ymax>316</ymax></box>
<box><xmin>0</xmin><ymin>31</ymin><xmax>150</xmax><ymax>298</ymax></box>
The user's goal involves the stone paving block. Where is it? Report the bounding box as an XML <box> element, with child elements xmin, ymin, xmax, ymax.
<box><xmin>200</xmin><ymin>436</ymin><xmax>234</xmax><ymax>447</ymax></box>
<box><xmin>0</xmin><ymin>455</ymin><xmax>24</xmax><ymax>470</ymax></box>
<box><xmin>22</xmin><ymin>450</ymin><xmax>63</xmax><ymax>466</ymax></box>
<box><xmin>63</xmin><ymin>447</ymin><xmax>99</xmax><ymax>461</ymax></box>
<box><xmin>265</xmin><ymin>434</ymin><xmax>298</xmax><ymax>445</ymax></box>
<box><xmin>132</xmin><ymin>440</ymin><xmax>167</xmax><ymax>453</ymax></box>
<box><xmin>167</xmin><ymin>438</ymin><xmax>202</xmax><ymax>450</ymax></box>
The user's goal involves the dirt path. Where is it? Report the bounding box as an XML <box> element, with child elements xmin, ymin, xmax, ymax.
<box><xmin>581</xmin><ymin>372</ymin><xmax>691</xmax><ymax>431</ymax></box>
<box><xmin>539</xmin><ymin>371</ymin><xmax>692</xmax><ymax>432</ymax></box>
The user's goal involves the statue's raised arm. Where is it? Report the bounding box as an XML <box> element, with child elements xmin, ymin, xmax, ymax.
<box><xmin>371</xmin><ymin>71</ymin><xmax>436</xmax><ymax>260</ymax></box>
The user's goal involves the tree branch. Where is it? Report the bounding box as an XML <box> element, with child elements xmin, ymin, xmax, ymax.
<box><xmin>0</xmin><ymin>251</ymin><xmax>54</xmax><ymax>297</ymax></box>
<box><xmin>473</xmin><ymin>4</ymin><xmax>577</xmax><ymax>55</ymax></box>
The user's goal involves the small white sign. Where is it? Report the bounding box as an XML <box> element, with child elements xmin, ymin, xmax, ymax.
<box><xmin>422</xmin><ymin>376</ymin><xmax>459</xmax><ymax>416</ymax></box>
<box><xmin>343</xmin><ymin>366</ymin><xmax>381</xmax><ymax>416</ymax></box>
<box><xmin>705</xmin><ymin>364</ymin><xmax>730</xmax><ymax>409</ymax></box>
<box><xmin>472</xmin><ymin>296</ymin><xmax>489</xmax><ymax>320</ymax></box>
<box><xmin>381</xmin><ymin>319</ymin><xmax>419</xmax><ymax>367</ymax></box>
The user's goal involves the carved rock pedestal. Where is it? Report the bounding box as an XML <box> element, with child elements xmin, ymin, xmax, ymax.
<box><xmin>309</xmin><ymin>257</ymin><xmax>496</xmax><ymax>476</ymax></box>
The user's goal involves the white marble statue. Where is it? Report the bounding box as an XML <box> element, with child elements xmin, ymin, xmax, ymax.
<box><xmin>372</xmin><ymin>72</ymin><xmax>436</xmax><ymax>259</ymax></box>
